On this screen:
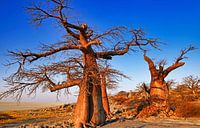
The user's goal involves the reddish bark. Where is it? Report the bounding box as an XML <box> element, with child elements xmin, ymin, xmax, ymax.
<box><xmin>101</xmin><ymin>74</ymin><xmax>111</xmax><ymax>117</ymax></box>
<box><xmin>137</xmin><ymin>53</ymin><xmax>186</xmax><ymax>118</ymax></box>
<box><xmin>73</xmin><ymin>34</ymin><xmax>106</xmax><ymax>127</ymax></box>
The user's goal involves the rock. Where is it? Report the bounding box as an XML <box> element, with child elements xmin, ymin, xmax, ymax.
<box><xmin>126</xmin><ymin>115</ymin><xmax>135</xmax><ymax>120</ymax></box>
<box><xmin>119</xmin><ymin>117</ymin><xmax>126</xmax><ymax>122</ymax></box>
<box><xmin>113</xmin><ymin>109</ymin><xmax>122</xmax><ymax>114</ymax></box>
<box><xmin>168</xmin><ymin>110</ymin><xmax>175</xmax><ymax>116</ymax></box>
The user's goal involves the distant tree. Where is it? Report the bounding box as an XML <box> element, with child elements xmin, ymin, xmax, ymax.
<box><xmin>166</xmin><ymin>79</ymin><xmax>176</xmax><ymax>90</ymax></box>
<box><xmin>182</xmin><ymin>75</ymin><xmax>200</xmax><ymax>96</ymax></box>
<box><xmin>137</xmin><ymin>46</ymin><xmax>196</xmax><ymax>118</ymax></box>
<box><xmin>175</xmin><ymin>75</ymin><xmax>200</xmax><ymax>101</ymax></box>
<box><xmin>0</xmin><ymin>0</ymin><xmax>157</xmax><ymax>127</ymax></box>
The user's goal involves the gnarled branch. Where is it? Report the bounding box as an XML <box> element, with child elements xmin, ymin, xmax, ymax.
<box><xmin>164</xmin><ymin>45</ymin><xmax>196</xmax><ymax>76</ymax></box>
<box><xmin>175</xmin><ymin>45</ymin><xmax>196</xmax><ymax>63</ymax></box>
<box><xmin>95</xmin><ymin>29</ymin><xmax>158</xmax><ymax>59</ymax></box>
<box><xmin>50</xmin><ymin>79</ymin><xmax>81</xmax><ymax>92</ymax></box>
<box><xmin>8</xmin><ymin>44</ymin><xmax>82</xmax><ymax>64</ymax></box>
<box><xmin>144</xmin><ymin>54</ymin><xmax>158</xmax><ymax>77</ymax></box>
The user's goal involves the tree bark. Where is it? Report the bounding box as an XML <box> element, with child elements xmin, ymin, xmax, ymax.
<box><xmin>101</xmin><ymin>74</ymin><xmax>111</xmax><ymax>117</ymax></box>
<box><xmin>74</xmin><ymin>85</ymin><xmax>89</xmax><ymax>128</ymax></box>
<box><xmin>150</xmin><ymin>79</ymin><xmax>169</xmax><ymax>108</ymax></box>
<box><xmin>74</xmin><ymin>51</ymin><xmax>106</xmax><ymax>128</ymax></box>
<box><xmin>137</xmin><ymin>79</ymin><xmax>170</xmax><ymax>118</ymax></box>
<box><xmin>138</xmin><ymin>53</ymin><xmax>187</xmax><ymax>118</ymax></box>
<box><xmin>137</xmin><ymin>55</ymin><xmax>170</xmax><ymax>118</ymax></box>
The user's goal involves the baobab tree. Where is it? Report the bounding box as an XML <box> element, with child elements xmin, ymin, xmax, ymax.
<box><xmin>182</xmin><ymin>75</ymin><xmax>200</xmax><ymax>96</ymax></box>
<box><xmin>137</xmin><ymin>46</ymin><xmax>196</xmax><ymax>118</ymax></box>
<box><xmin>0</xmin><ymin>0</ymin><xmax>157</xmax><ymax>127</ymax></box>
<box><xmin>175</xmin><ymin>75</ymin><xmax>200</xmax><ymax>100</ymax></box>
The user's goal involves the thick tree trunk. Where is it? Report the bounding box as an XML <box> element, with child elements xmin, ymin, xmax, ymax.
<box><xmin>101</xmin><ymin>75</ymin><xmax>111</xmax><ymax>117</ymax></box>
<box><xmin>137</xmin><ymin>79</ymin><xmax>169</xmax><ymax>118</ymax></box>
<box><xmin>90</xmin><ymin>81</ymin><xmax>106</xmax><ymax>125</ymax></box>
<box><xmin>150</xmin><ymin>80</ymin><xmax>168</xmax><ymax>103</ymax></box>
<box><xmin>138</xmin><ymin>53</ymin><xmax>188</xmax><ymax>118</ymax></box>
<box><xmin>74</xmin><ymin>85</ymin><xmax>89</xmax><ymax>128</ymax></box>
<box><xmin>137</xmin><ymin>55</ymin><xmax>171</xmax><ymax>118</ymax></box>
<box><xmin>74</xmin><ymin>52</ymin><xmax>106</xmax><ymax>128</ymax></box>
<box><xmin>150</xmin><ymin>80</ymin><xmax>169</xmax><ymax>109</ymax></box>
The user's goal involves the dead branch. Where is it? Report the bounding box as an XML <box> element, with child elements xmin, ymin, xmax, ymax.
<box><xmin>175</xmin><ymin>45</ymin><xmax>197</xmax><ymax>63</ymax></box>
<box><xmin>50</xmin><ymin>79</ymin><xmax>81</xmax><ymax>92</ymax></box>
<box><xmin>96</xmin><ymin>29</ymin><xmax>158</xmax><ymax>60</ymax></box>
<box><xmin>164</xmin><ymin>45</ymin><xmax>196</xmax><ymax>76</ymax></box>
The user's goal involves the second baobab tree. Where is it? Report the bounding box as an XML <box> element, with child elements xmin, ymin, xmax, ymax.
<box><xmin>0</xmin><ymin>0</ymin><xmax>157</xmax><ymax>127</ymax></box>
<box><xmin>137</xmin><ymin>46</ymin><xmax>196</xmax><ymax>118</ymax></box>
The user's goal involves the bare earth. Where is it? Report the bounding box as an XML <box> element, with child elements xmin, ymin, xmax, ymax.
<box><xmin>0</xmin><ymin>102</ymin><xmax>64</xmax><ymax>111</ymax></box>
<box><xmin>102</xmin><ymin>118</ymin><xmax>200</xmax><ymax>128</ymax></box>
<box><xmin>0</xmin><ymin>102</ymin><xmax>200</xmax><ymax>128</ymax></box>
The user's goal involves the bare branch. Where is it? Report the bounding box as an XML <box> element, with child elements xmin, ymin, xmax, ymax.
<box><xmin>86</xmin><ymin>40</ymin><xmax>102</xmax><ymax>48</ymax></box>
<box><xmin>164</xmin><ymin>45</ymin><xmax>196</xmax><ymax>76</ymax></box>
<box><xmin>50</xmin><ymin>79</ymin><xmax>81</xmax><ymax>92</ymax></box>
<box><xmin>96</xmin><ymin>42</ymin><xmax>131</xmax><ymax>59</ymax></box>
<box><xmin>156</xmin><ymin>59</ymin><xmax>167</xmax><ymax>68</ymax></box>
<box><xmin>99</xmin><ymin>62</ymin><xmax>130</xmax><ymax>89</ymax></box>
<box><xmin>92</xmin><ymin>26</ymin><xmax>127</xmax><ymax>40</ymax></box>
<box><xmin>175</xmin><ymin>45</ymin><xmax>197</xmax><ymax>63</ymax></box>
<box><xmin>28</xmin><ymin>0</ymin><xmax>84</xmax><ymax>38</ymax></box>
<box><xmin>96</xmin><ymin>28</ymin><xmax>158</xmax><ymax>59</ymax></box>
<box><xmin>8</xmin><ymin>43</ymin><xmax>82</xmax><ymax>65</ymax></box>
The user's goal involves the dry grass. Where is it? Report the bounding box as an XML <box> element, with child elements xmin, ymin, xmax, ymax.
<box><xmin>168</xmin><ymin>89</ymin><xmax>200</xmax><ymax>118</ymax></box>
<box><xmin>0</xmin><ymin>102</ymin><xmax>64</xmax><ymax>111</ymax></box>
<box><xmin>0</xmin><ymin>104</ymin><xmax>73</xmax><ymax>125</ymax></box>
<box><xmin>175</xmin><ymin>102</ymin><xmax>200</xmax><ymax>118</ymax></box>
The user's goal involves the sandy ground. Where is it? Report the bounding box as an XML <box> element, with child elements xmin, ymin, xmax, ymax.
<box><xmin>1</xmin><ymin>117</ymin><xmax>200</xmax><ymax>128</ymax></box>
<box><xmin>101</xmin><ymin>118</ymin><xmax>200</xmax><ymax>128</ymax></box>
<box><xmin>0</xmin><ymin>102</ymin><xmax>64</xmax><ymax>111</ymax></box>
<box><xmin>1</xmin><ymin>102</ymin><xmax>200</xmax><ymax>128</ymax></box>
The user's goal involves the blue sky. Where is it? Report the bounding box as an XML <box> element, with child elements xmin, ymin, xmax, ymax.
<box><xmin>0</xmin><ymin>0</ymin><xmax>200</xmax><ymax>102</ymax></box>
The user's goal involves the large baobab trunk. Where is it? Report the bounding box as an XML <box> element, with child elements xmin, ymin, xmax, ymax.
<box><xmin>137</xmin><ymin>76</ymin><xmax>170</xmax><ymax>118</ymax></box>
<box><xmin>101</xmin><ymin>74</ymin><xmax>111</xmax><ymax>117</ymax></box>
<box><xmin>74</xmin><ymin>85</ymin><xmax>90</xmax><ymax>128</ymax></box>
<box><xmin>143</xmin><ymin>79</ymin><xmax>170</xmax><ymax>118</ymax></box>
<box><xmin>137</xmin><ymin>51</ymin><xmax>191</xmax><ymax>118</ymax></box>
<box><xmin>74</xmin><ymin>51</ymin><xmax>106</xmax><ymax>128</ymax></box>
<box><xmin>150</xmin><ymin>80</ymin><xmax>169</xmax><ymax>106</ymax></box>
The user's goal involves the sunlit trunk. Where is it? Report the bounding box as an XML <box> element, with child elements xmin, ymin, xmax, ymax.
<box><xmin>137</xmin><ymin>78</ymin><xmax>170</xmax><ymax>118</ymax></box>
<box><xmin>150</xmin><ymin>79</ymin><xmax>169</xmax><ymax>107</ymax></box>
<box><xmin>74</xmin><ymin>51</ymin><xmax>106</xmax><ymax>128</ymax></box>
<box><xmin>74</xmin><ymin>85</ymin><xmax>89</xmax><ymax>128</ymax></box>
<box><xmin>101</xmin><ymin>74</ymin><xmax>111</xmax><ymax>116</ymax></box>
